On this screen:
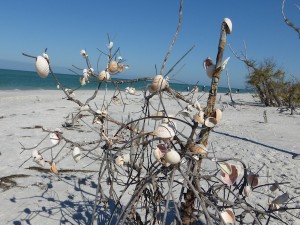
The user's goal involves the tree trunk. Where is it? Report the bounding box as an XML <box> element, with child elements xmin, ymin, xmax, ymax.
<box><xmin>181</xmin><ymin>20</ymin><xmax>229</xmax><ymax>225</ymax></box>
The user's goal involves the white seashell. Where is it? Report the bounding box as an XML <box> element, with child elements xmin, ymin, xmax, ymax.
<box><xmin>115</xmin><ymin>155</ymin><xmax>124</xmax><ymax>166</ymax></box>
<box><xmin>117</xmin><ymin>56</ymin><xmax>123</xmax><ymax>61</ymax></box>
<box><xmin>164</xmin><ymin>150</ymin><xmax>181</xmax><ymax>165</ymax></box>
<box><xmin>220</xmin><ymin>208</ymin><xmax>235</xmax><ymax>224</ymax></box>
<box><xmin>272</xmin><ymin>193</ymin><xmax>289</xmax><ymax>205</ymax></box>
<box><xmin>108</xmin><ymin>60</ymin><xmax>118</xmax><ymax>74</ymax></box>
<box><xmin>194</xmin><ymin>111</ymin><xmax>205</xmax><ymax>124</ymax></box>
<box><xmin>80</xmin><ymin>49</ymin><xmax>87</xmax><ymax>57</ymax></box>
<box><xmin>154</xmin><ymin>123</ymin><xmax>176</xmax><ymax>139</ymax></box>
<box><xmin>50</xmin><ymin>132</ymin><xmax>60</xmax><ymax>145</ymax></box>
<box><xmin>127</xmin><ymin>87</ymin><xmax>136</xmax><ymax>95</ymax></box>
<box><xmin>149</xmin><ymin>75</ymin><xmax>168</xmax><ymax>93</ymax></box>
<box><xmin>215</xmin><ymin>109</ymin><xmax>222</xmax><ymax>124</ymax></box>
<box><xmin>72</xmin><ymin>147</ymin><xmax>81</xmax><ymax>162</ymax></box>
<box><xmin>243</xmin><ymin>185</ymin><xmax>252</xmax><ymax>197</ymax></box>
<box><xmin>32</xmin><ymin>150</ymin><xmax>45</xmax><ymax>167</ymax></box>
<box><xmin>218</xmin><ymin>162</ymin><xmax>232</xmax><ymax>175</ymax></box>
<box><xmin>204</xmin><ymin>117</ymin><xmax>218</xmax><ymax>128</ymax></box>
<box><xmin>203</xmin><ymin>57</ymin><xmax>215</xmax><ymax>79</ymax></box>
<box><xmin>223</xmin><ymin>18</ymin><xmax>233</xmax><ymax>34</ymax></box>
<box><xmin>98</xmin><ymin>70</ymin><xmax>110</xmax><ymax>81</ymax></box>
<box><xmin>35</xmin><ymin>56</ymin><xmax>49</xmax><ymax>78</ymax></box>
<box><xmin>83</xmin><ymin>69</ymin><xmax>89</xmax><ymax>79</ymax></box>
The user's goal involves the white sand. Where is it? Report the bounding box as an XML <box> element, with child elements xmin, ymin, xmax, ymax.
<box><xmin>0</xmin><ymin>89</ymin><xmax>299</xmax><ymax>224</ymax></box>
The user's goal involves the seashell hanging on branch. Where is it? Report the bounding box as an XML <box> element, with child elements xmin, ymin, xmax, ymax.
<box><xmin>220</xmin><ymin>208</ymin><xmax>235</xmax><ymax>224</ymax></box>
<box><xmin>194</xmin><ymin>111</ymin><xmax>205</xmax><ymax>124</ymax></box>
<box><xmin>203</xmin><ymin>57</ymin><xmax>215</xmax><ymax>79</ymax></box>
<box><xmin>154</xmin><ymin>122</ymin><xmax>176</xmax><ymax>139</ymax></box>
<box><xmin>220</xmin><ymin>163</ymin><xmax>241</xmax><ymax>185</ymax></box>
<box><xmin>108</xmin><ymin>60</ymin><xmax>118</xmax><ymax>74</ymax></box>
<box><xmin>49</xmin><ymin>128</ymin><xmax>62</xmax><ymax>145</ymax></box>
<box><xmin>204</xmin><ymin>117</ymin><xmax>218</xmax><ymax>128</ymax></box>
<box><xmin>223</xmin><ymin>18</ymin><xmax>233</xmax><ymax>34</ymax></box>
<box><xmin>50</xmin><ymin>161</ymin><xmax>59</xmax><ymax>175</ymax></box>
<box><xmin>164</xmin><ymin>149</ymin><xmax>181</xmax><ymax>165</ymax></box>
<box><xmin>98</xmin><ymin>70</ymin><xmax>110</xmax><ymax>81</ymax></box>
<box><xmin>35</xmin><ymin>56</ymin><xmax>49</xmax><ymax>78</ymax></box>
<box><xmin>149</xmin><ymin>75</ymin><xmax>169</xmax><ymax>93</ymax></box>
<box><xmin>72</xmin><ymin>147</ymin><xmax>81</xmax><ymax>162</ymax></box>
<box><xmin>32</xmin><ymin>150</ymin><xmax>45</xmax><ymax>167</ymax></box>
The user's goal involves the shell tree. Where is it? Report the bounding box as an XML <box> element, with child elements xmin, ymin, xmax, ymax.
<box><xmin>181</xmin><ymin>18</ymin><xmax>232</xmax><ymax>225</ymax></box>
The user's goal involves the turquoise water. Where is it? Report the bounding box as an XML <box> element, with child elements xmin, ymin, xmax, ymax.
<box><xmin>0</xmin><ymin>69</ymin><xmax>249</xmax><ymax>93</ymax></box>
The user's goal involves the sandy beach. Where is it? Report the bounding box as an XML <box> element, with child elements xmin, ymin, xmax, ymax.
<box><xmin>0</xmin><ymin>89</ymin><xmax>300</xmax><ymax>224</ymax></box>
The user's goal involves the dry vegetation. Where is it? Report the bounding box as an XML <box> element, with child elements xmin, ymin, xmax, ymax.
<box><xmin>17</xmin><ymin>1</ymin><xmax>300</xmax><ymax>224</ymax></box>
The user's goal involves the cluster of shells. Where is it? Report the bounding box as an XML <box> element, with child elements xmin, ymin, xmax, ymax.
<box><xmin>32</xmin><ymin>128</ymin><xmax>82</xmax><ymax>175</ymax></box>
<box><xmin>79</xmin><ymin>44</ymin><xmax>129</xmax><ymax>85</ymax></box>
<box><xmin>29</xmin><ymin>18</ymin><xmax>297</xmax><ymax>224</ymax></box>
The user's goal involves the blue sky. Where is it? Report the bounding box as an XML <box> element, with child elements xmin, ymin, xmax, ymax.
<box><xmin>0</xmin><ymin>0</ymin><xmax>300</xmax><ymax>88</ymax></box>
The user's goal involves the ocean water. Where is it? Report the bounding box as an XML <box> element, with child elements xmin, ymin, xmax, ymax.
<box><xmin>0</xmin><ymin>69</ymin><xmax>249</xmax><ymax>93</ymax></box>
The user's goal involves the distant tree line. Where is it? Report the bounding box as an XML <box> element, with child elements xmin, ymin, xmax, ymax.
<box><xmin>245</xmin><ymin>58</ymin><xmax>300</xmax><ymax>111</ymax></box>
